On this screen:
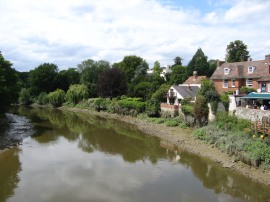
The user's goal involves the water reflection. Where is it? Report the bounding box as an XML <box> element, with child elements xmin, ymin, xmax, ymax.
<box><xmin>1</xmin><ymin>106</ymin><xmax>269</xmax><ymax>202</ymax></box>
<box><xmin>0</xmin><ymin>148</ymin><xmax>21</xmax><ymax>202</ymax></box>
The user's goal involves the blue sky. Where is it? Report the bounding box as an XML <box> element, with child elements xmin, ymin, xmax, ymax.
<box><xmin>0</xmin><ymin>0</ymin><xmax>269</xmax><ymax>72</ymax></box>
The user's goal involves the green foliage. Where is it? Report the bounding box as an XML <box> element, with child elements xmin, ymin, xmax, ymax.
<box><xmin>55</xmin><ymin>68</ymin><xmax>80</xmax><ymax>92</ymax></box>
<box><xmin>117</xmin><ymin>55</ymin><xmax>148</xmax><ymax>83</ymax></box>
<box><xmin>146</xmin><ymin>84</ymin><xmax>169</xmax><ymax>117</ymax></box>
<box><xmin>181</xmin><ymin>105</ymin><xmax>193</xmax><ymax>115</ymax></box>
<box><xmin>210</xmin><ymin>101</ymin><xmax>218</xmax><ymax>115</ymax></box>
<box><xmin>187</xmin><ymin>48</ymin><xmax>210</xmax><ymax>77</ymax></box>
<box><xmin>48</xmin><ymin>89</ymin><xmax>65</xmax><ymax>107</ymax></box>
<box><xmin>110</xmin><ymin>97</ymin><xmax>145</xmax><ymax>116</ymax></box>
<box><xmin>168</xmin><ymin>65</ymin><xmax>187</xmax><ymax>85</ymax></box>
<box><xmin>240</xmin><ymin>86</ymin><xmax>256</xmax><ymax>94</ymax></box>
<box><xmin>225</xmin><ymin>40</ymin><xmax>250</xmax><ymax>62</ymax></box>
<box><xmin>152</xmin><ymin>61</ymin><xmax>162</xmax><ymax>75</ymax></box>
<box><xmin>28</xmin><ymin>63</ymin><xmax>58</xmax><ymax>96</ymax></box>
<box><xmin>0</xmin><ymin>52</ymin><xmax>20</xmax><ymax>114</ymax></box>
<box><xmin>78</xmin><ymin>59</ymin><xmax>110</xmax><ymax>97</ymax></box>
<box><xmin>215</xmin><ymin>112</ymin><xmax>250</xmax><ymax>131</ymax></box>
<box><xmin>244</xmin><ymin>140</ymin><xmax>270</xmax><ymax>162</ymax></box>
<box><xmin>37</xmin><ymin>92</ymin><xmax>49</xmax><ymax>105</ymax></box>
<box><xmin>193</xmin><ymin>95</ymin><xmax>209</xmax><ymax>126</ymax></box>
<box><xmin>18</xmin><ymin>88</ymin><xmax>32</xmax><ymax>105</ymax></box>
<box><xmin>220</xmin><ymin>94</ymin><xmax>230</xmax><ymax>111</ymax></box>
<box><xmin>66</xmin><ymin>84</ymin><xmax>89</xmax><ymax>105</ymax></box>
<box><xmin>197</xmin><ymin>79</ymin><xmax>219</xmax><ymax>102</ymax></box>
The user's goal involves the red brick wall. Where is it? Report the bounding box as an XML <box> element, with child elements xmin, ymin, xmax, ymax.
<box><xmin>212</xmin><ymin>78</ymin><xmax>259</xmax><ymax>94</ymax></box>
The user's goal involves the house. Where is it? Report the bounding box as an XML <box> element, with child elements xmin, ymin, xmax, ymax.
<box><xmin>166</xmin><ymin>85</ymin><xmax>200</xmax><ymax>105</ymax></box>
<box><xmin>210</xmin><ymin>54</ymin><xmax>270</xmax><ymax>95</ymax></box>
<box><xmin>183</xmin><ymin>71</ymin><xmax>208</xmax><ymax>87</ymax></box>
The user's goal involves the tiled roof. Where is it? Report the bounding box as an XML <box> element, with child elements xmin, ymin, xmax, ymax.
<box><xmin>210</xmin><ymin>60</ymin><xmax>270</xmax><ymax>80</ymax></box>
<box><xmin>183</xmin><ymin>76</ymin><xmax>208</xmax><ymax>85</ymax></box>
<box><xmin>172</xmin><ymin>85</ymin><xmax>200</xmax><ymax>99</ymax></box>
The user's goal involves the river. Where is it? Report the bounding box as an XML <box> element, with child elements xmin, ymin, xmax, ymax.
<box><xmin>0</xmin><ymin>106</ymin><xmax>269</xmax><ymax>202</ymax></box>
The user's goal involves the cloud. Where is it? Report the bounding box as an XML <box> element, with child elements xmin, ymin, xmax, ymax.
<box><xmin>0</xmin><ymin>0</ymin><xmax>269</xmax><ymax>71</ymax></box>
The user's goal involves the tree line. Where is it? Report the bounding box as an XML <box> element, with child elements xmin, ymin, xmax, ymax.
<box><xmin>0</xmin><ymin>40</ymin><xmax>250</xmax><ymax>117</ymax></box>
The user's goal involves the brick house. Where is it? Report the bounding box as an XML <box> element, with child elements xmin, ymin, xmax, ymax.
<box><xmin>210</xmin><ymin>54</ymin><xmax>270</xmax><ymax>94</ymax></box>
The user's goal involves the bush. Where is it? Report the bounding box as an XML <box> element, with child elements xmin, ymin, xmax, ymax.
<box><xmin>66</xmin><ymin>84</ymin><xmax>89</xmax><ymax>105</ymax></box>
<box><xmin>48</xmin><ymin>89</ymin><xmax>65</xmax><ymax>107</ymax></box>
<box><xmin>165</xmin><ymin>120</ymin><xmax>179</xmax><ymax>127</ymax></box>
<box><xmin>110</xmin><ymin>97</ymin><xmax>145</xmax><ymax>116</ymax></box>
<box><xmin>19</xmin><ymin>88</ymin><xmax>32</xmax><ymax>105</ymax></box>
<box><xmin>220</xmin><ymin>94</ymin><xmax>230</xmax><ymax>111</ymax></box>
<box><xmin>181</xmin><ymin>105</ymin><xmax>193</xmax><ymax>115</ymax></box>
<box><xmin>193</xmin><ymin>95</ymin><xmax>208</xmax><ymax>126</ymax></box>
<box><xmin>37</xmin><ymin>92</ymin><xmax>49</xmax><ymax>105</ymax></box>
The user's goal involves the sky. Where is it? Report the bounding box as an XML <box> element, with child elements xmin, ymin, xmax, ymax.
<box><xmin>0</xmin><ymin>0</ymin><xmax>270</xmax><ymax>72</ymax></box>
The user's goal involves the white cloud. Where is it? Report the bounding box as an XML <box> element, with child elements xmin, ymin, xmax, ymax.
<box><xmin>0</xmin><ymin>0</ymin><xmax>269</xmax><ymax>71</ymax></box>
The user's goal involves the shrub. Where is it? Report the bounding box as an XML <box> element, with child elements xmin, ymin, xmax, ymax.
<box><xmin>37</xmin><ymin>92</ymin><xmax>49</xmax><ymax>105</ymax></box>
<box><xmin>19</xmin><ymin>88</ymin><xmax>32</xmax><ymax>105</ymax></box>
<box><xmin>181</xmin><ymin>105</ymin><xmax>193</xmax><ymax>115</ymax></box>
<box><xmin>165</xmin><ymin>120</ymin><xmax>179</xmax><ymax>127</ymax></box>
<box><xmin>66</xmin><ymin>84</ymin><xmax>89</xmax><ymax>105</ymax></box>
<box><xmin>220</xmin><ymin>94</ymin><xmax>230</xmax><ymax>111</ymax></box>
<box><xmin>48</xmin><ymin>89</ymin><xmax>65</xmax><ymax>107</ymax></box>
<box><xmin>193</xmin><ymin>95</ymin><xmax>208</xmax><ymax>126</ymax></box>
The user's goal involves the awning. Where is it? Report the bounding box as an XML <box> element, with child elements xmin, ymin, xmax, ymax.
<box><xmin>241</xmin><ymin>93</ymin><xmax>270</xmax><ymax>99</ymax></box>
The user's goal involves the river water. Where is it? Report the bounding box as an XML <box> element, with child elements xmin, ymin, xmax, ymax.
<box><xmin>0</xmin><ymin>106</ymin><xmax>269</xmax><ymax>202</ymax></box>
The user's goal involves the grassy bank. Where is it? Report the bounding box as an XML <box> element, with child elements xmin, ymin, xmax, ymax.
<box><xmin>193</xmin><ymin>112</ymin><xmax>270</xmax><ymax>169</ymax></box>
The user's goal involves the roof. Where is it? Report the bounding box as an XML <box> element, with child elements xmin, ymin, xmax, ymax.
<box><xmin>210</xmin><ymin>59</ymin><xmax>270</xmax><ymax>80</ymax></box>
<box><xmin>171</xmin><ymin>85</ymin><xmax>200</xmax><ymax>99</ymax></box>
<box><xmin>241</xmin><ymin>92</ymin><xmax>270</xmax><ymax>99</ymax></box>
<box><xmin>183</xmin><ymin>76</ymin><xmax>208</xmax><ymax>85</ymax></box>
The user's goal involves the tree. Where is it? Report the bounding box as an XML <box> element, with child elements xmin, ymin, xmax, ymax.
<box><xmin>197</xmin><ymin>79</ymin><xmax>219</xmax><ymax>103</ymax></box>
<box><xmin>173</xmin><ymin>56</ymin><xmax>183</xmax><ymax>66</ymax></box>
<box><xmin>0</xmin><ymin>52</ymin><xmax>20</xmax><ymax>115</ymax></box>
<box><xmin>187</xmin><ymin>48</ymin><xmax>210</xmax><ymax>77</ymax></box>
<box><xmin>48</xmin><ymin>89</ymin><xmax>65</xmax><ymax>107</ymax></box>
<box><xmin>146</xmin><ymin>84</ymin><xmax>169</xmax><ymax>117</ymax></box>
<box><xmin>56</xmin><ymin>68</ymin><xmax>80</xmax><ymax>92</ymax></box>
<box><xmin>193</xmin><ymin>95</ymin><xmax>209</xmax><ymax>127</ymax></box>
<box><xmin>152</xmin><ymin>61</ymin><xmax>162</xmax><ymax>75</ymax></box>
<box><xmin>168</xmin><ymin>65</ymin><xmax>188</xmax><ymax>85</ymax></box>
<box><xmin>66</xmin><ymin>84</ymin><xmax>89</xmax><ymax>105</ymax></box>
<box><xmin>78</xmin><ymin>59</ymin><xmax>110</xmax><ymax>97</ymax></box>
<box><xmin>97</xmin><ymin>67</ymin><xmax>127</xmax><ymax>98</ymax></box>
<box><xmin>28</xmin><ymin>63</ymin><xmax>58</xmax><ymax>96</ymax></box>
<box><xmin>117</xmin><ymin>55</ymin><xmax>149</xmax><ymax>83</ymax></box>
<box><xmin>225</xmin><ymin>40</ymin><xmax>250</xmax><ymax>62</ymax></box>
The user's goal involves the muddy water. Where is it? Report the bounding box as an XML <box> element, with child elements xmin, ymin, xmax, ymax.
<box><xmin>0</xmin><ymin>106</ymin><xmax>269</xmax><ymax>202</ymax></box>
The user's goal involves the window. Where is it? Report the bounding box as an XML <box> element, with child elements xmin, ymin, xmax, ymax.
<box><xmin>224</xmin><ymin>68</ymin><xmax>230</xmax><ymax>75</ymax></box>
<box><xmin>223</xmin><ymin>79</ymin><xmax>228</xmax><ymax>88</ymax></box>
<box><xmin>231</xmin><ymin>79</ymin><xmax>236</xmax><ymax>87</ymax></box>
<box><xmin>248</xmin><ymin>66</ymin><xmax>255</xmax><ymax>73</ymax></box>
<box><xmin>261</xmin><ymin>83</ymin><xmax>266</xmax><ymax>92</ymax></box>
<box><xmin>246</xmin><ymin>78</ymin><xmax>253</xmax><ymax>87</ymax></box>
<box><xmin>268</xmin><ymin>83</ymin><xmax>270</xmax><ymax>92</ymax></box>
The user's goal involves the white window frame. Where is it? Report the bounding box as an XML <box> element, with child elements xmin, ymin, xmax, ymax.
<box><xmin>246</xmin><ymin>78</ymin><xmax>253</xmax><ymax>87</ymax></box>
<box><xmin>223</xmin><ymin>79</ymin><xmax>228</xmax><ymax>88</ymax></box>
<box><xmin>231</xmin><ymin>79</ymin><xmax>236</xmax><ymax>87</ymax></box>
<box><xmin>268</xmin><ymin>82</ymin><xmax>270</xmax><ymax>92</ymax></box>
<box><xmin>248</xmin><ymin>66</ymin><xmax>255</xmax><ymax>74</ymax></box>
<box><xmin>224</xmin><ymin>68</ymin><xmax>230</xmax><ymax>75</ymax></box>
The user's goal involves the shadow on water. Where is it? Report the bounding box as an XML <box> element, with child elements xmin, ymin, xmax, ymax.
<box><xmin>3</xmin><ymin>106</ymin><xmax>270</xmax><ymax>202</ymax></box>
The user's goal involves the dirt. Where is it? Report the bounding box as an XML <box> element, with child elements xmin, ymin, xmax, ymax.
<box><xmin>60</xmin><ymin>107</ymin><xmax>270</xmax><ymax>186</ymax></box>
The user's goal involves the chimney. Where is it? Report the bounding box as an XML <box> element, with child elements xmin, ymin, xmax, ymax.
<box><xmin>193</xmin><ymin>71</ymin><xmax>198</xmax><ymax>81</ymax></box>
<box><xmin>265</xmin><ymin>54</ymin><xmax>270</xmax><ymax>63</ymax></box>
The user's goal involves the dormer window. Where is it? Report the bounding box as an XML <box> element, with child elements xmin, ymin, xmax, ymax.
<box><xmin>248</xmin><ymin>66</ymin><xmax>255</xmax><ymax>73</ymax></box>
<box><xmin>224</xmin><ymin>68</ymin><xmax>230</xmax><ymax>75</ymax></box>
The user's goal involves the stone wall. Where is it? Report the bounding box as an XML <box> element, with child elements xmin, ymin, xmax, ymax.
<box><xmin>160</xmin><ymin>103</ymin><xmax>180</xmax><ymax>117</ymax></box>
<box><xmin>235</xmin><ymin>107</ymin><xmax>270</xmax><ymax>122</ymax></box>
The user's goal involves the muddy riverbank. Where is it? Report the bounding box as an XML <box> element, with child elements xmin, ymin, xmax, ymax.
<box><xmin>59</xmin><ymin>107</ymin><xmax>270</xmax><ymax>186</ymax></box>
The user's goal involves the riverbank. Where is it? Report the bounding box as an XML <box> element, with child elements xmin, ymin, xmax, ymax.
<box><xmin>60</xmin><ymin>106</ymin><xmax>270</xmax><ymax>186</ymax></box>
